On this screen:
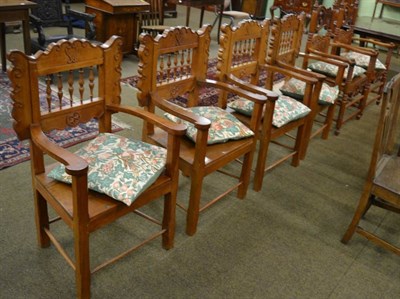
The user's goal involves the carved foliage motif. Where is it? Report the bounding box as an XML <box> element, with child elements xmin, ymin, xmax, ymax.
<box><xmin>67</xmin><ymin>112</ymin><xmax>81</xmax><ymax>127</ymax></box>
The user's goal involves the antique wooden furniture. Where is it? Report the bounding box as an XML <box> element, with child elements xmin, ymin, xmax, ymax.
<box><xmin>211</xmin><ymin>0</ymin><xmax>250</xmax><ymax>29</ymax></box>
<box><xmin>372</xmin><ymin>0</ymin><xmax>400</xmax><ymax>20</ymax></box>
<box><xmin>7</xmin><ymin>36</ymin><xmax>185</xmax><ymax>298</ymax></box>
<box><xmin>335</xmin><ymin>0</ymin><xmax>358</xmax><ymax>25</ymax></box>
<box><xmin>137</xmin><ymin>26</ymin><xmax>269</xmax><ymax>235</ymax></box>
<box><xmin>29</xmin><ymin>0</ymin><xmax>96</xmax><ymax>54</ymax></box>
<box><xmin>303</xmin><ymin>5</ymin><xmax>376</xmax><ymax>135</ymax></box>
<box><xmin>0</xmin><ymin>0</ymin><xmax>37</xmax><ymax>72</ymax></box>
<box><xmin>332</xmin><ymin>1</ymin><xmax>396</xmax><ymax>108</ymax></box>
<box><xmin>85</xmin><ymin>0</ymin><xmax>150</xmax><ymax>55</ymax></box>
<box><xmin>168</xmin><ymin>0</ymin><xmax>224</xmax><ymax>28</ymax></box>
<box><xmin>217</xmin><ymin>17</ymin><xmax>320</xmax><ymax>191</ymax></box>
<box><xmin>137</xmin><ymin>0</ymin><xmax>171</xmax><ymax>38</ymax></box>
<box><xmin>241</xmin><ymin>0</ymin><xmax>267</xmax><ymax>18</ymax></box>
<box><xmin>270</xmin><ymin>0</ymin><xmax>320</xmax><ymax>19</ymax></box>
<box><xmin>269</xmin><ymin>13</ymin><xmax>338</xmax><ymax>143</ymax></box>
<box><xmin>341</xmin><ymin>73</ymin><xmax>400</xmax><ymax>256</ymax></box>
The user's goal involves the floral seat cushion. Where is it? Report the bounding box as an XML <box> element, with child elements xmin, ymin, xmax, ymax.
<box><xmin>308</xmin><ymin>61</ymin><xmax>366</xmax><ymax>79</ymax></box>
<box><xmin>341</xmin><ymin>51</ymin><xmax>386</xmax><ymax>70</ymax></box>
<box><xmin>228</xmin><ymin>95</ymin><xmax>311</xmax><ymax>128</ymax></box>
<box><xmin>164</xmin><ymin>106</ymin><xmax>254</xmax><ymax>144</ymax></box>
<box><xmin>47</xmin><ymin>133</ymin><xmax>167</xmax><ymax>206</ymax></box>
<box><xmin>280</xmin><ymin>78</ymin><xmax>340</xmax><ymax>105</ymax></box>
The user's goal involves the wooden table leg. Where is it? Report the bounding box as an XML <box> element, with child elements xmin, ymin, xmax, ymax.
<box><xmin>216</xmin><ymin>3</ymin><xmax>223</xmax><ymax>42</ymax></box>
<box><xmin>199</xmin><ymin>7</ymin><xmax>204</xmax><ymax>28</ymax></box>
<box><xmin>0</xmin><ymin>22</ymin><xmax>6</xmax><ymax>72</ymax></box>
<box><xmin>186</xmin><ymin>6</ymin><xmax>191</xmax><ymax>26</ymax></box>
<box><xmin>22</xmin><ymin>18</ymin><xmax>31</xmax><ymax>54</ymax></box>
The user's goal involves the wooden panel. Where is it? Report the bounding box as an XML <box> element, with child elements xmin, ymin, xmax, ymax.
<box><xmin>85</xmin><ymin>0</ymin><xmax>149</xmax><ymax>54</ymax></box>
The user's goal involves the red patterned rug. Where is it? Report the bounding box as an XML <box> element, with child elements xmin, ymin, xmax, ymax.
<box><xmin>0</xmin><ymin>72</ymin><xmax>123</xmax><ymax>170</ymax></box>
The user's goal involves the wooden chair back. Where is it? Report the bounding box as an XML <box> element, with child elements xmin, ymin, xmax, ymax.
<box><xmin>341</xmin><ymin>73</ymin><xmax>400</xmax><ymax>255</ymax></box>
<box><xmin>137</xmin><ymin>26</ymin><xmax>211</xmax><ymax>109</ymax></box>
<box><xmin>308</xmin><ymin>4</ymin><xmax>345</xmax><ymax>35</ymax></box>
<box><xmin>9</xmin><ymin>37</ymin><xmax>121</xmax><ymax>142</ymax></box>
<box><xmin>267</xmin><ymin>13</ymin><xmax>305</xmax><ymax>69</ymax></box>
<box><xmin>217</xmin><ymin>19</ymin><xmax>270</xmax><ymax>90</ymax></box>
<box><xmin>31</xmin><ymin>0</ymin><xmax>70</xmax><ymax>28</ymax></box>
<box><xmin>138</xmin><ymin>0</ymin><xmax>166</xmax><ymax>31</ymax></box>
<box><xmin>333</xmin><ymin>0</ymin><xmax>359</xmax><ymax>26</ymax></box>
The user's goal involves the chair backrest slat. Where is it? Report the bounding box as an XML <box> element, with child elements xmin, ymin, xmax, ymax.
<box><xmin>8</xmin><ymin>37</ymin><xmax>123</xmax><ymax>139</ymax></box>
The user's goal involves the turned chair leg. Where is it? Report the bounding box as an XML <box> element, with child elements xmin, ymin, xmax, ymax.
<box><xmin>238</xmin><ymin>151</ymin><xmax>253</xmax><ymax>198</ymax></box>
<box><xmin>341</xmin><ymin>188</ymin><xmax>372</xmax><ymax>244</ymax></box>
<box><xmin>186</xmin><ymin>172</ymin><xmax>205</xmax><ymax>236</ymax></box>
<box><xmin>162</xmin><ymin>192</ymin><xmax>176</xmax><ymax>250</ymax></box>
<box><xmin>74</xmin><ymin>227</ymin><xmax>91</xmax><ymax>299</ymax></box>
<box><xmin>34</xmin><ymin>191</ymin><xmax>50</xmax><ymax>248</ymax></box>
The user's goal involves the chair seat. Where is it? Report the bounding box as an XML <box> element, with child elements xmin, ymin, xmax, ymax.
<box><xmin>37</xmin><ymin>164</ymin><xmax>172</xmax><ymax>232</ymax></box>
<box><xmin>374</xmin><ymin>155</ymin><xmax>400</xmax><ymax>195</ymax></box>
<box><xmin>149</xmin><ymin>128</ymin><xmax>254</xmax><ymax>175</ymax></box>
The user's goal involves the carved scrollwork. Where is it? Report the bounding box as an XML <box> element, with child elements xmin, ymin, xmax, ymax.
<box><xmin>66</xmin><ymin>112</ymin><xmax>81</xmax><ymax>127</ymax></box>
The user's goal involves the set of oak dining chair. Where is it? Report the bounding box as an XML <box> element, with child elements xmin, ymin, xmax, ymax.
<box><xmin>6</xmin><ymin>1</ymin><xmax>398</xmax><ymax>298</ymax></box>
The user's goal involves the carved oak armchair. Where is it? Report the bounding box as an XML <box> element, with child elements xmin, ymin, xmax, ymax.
<box><xmin>217</xmin><ymin>16</ymin><xmax>332</xmax><ymax>191</ymax></box>
<box><xmin>7</xmin><ymin>36</ymin><xmax>185</xmax><ymax>298</ymax></box>
<box><xmin>301</xmin><ymin>5</ymin><xmax>376</xmax><ymax>135</ymax></box>
<box><xmin>137</xmin><ymin>26</ymin><xmax>271</xmax><ymax>235</ymax></box>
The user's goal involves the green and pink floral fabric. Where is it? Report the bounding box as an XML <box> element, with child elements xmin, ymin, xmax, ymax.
<box><xmin>47</xmin><ymin>133</ymin><xmax>167</xmax><ymax>206</ymax></box>
<box><xmin>308</xmin><ymin>61</ymin><xmax>366</xmax><ymax>79</ymax></box>
<box><xmin>340</xmin><ymin>51</ymin><xmax>386</xmax><ymax>70</ymax></box>
<box><xmin>164</xmin><ymin>106</ymin><xmax>254</xmax><ymax>144</ymax></box>
<box><xmin>280</xmin><ymin>78</ymin><xmax>339</xmax><ymax>105</ymax></box>
<box><xmin>228</xmin><ymin>95</ymin><xmax>311</xmax><ymax>128</ymax></box>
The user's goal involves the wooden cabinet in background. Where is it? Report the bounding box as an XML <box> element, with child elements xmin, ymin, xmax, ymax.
<box><xmin>85</xmin><ymin>0</ymin><xmax>149</xmax><ymax>55</ymax></box>
<box><xmin>241</xmin><ymin>0</ymin><xmax>267</xmax><ymax>18</ymax></box>
<box><xmin>271</xmin><ymin>0</ymin><xmax>316</xmax><ymax>16</ymax></box>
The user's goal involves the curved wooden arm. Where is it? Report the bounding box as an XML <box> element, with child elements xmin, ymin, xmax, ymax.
<box><xmin>198</xmin><ymin>79</ymin><xmax>269</xmax><ymax>104</ymax></box>
<box><xmin>275</xmin><ymin>61</ymin><xmax>326</xmax><ymax>81</ymax></box>
<box><xmin>353</xmin><ymin>37</ymin><xmax>396</xmax><ymax>49</ymax></box>
<box><xmin>149</xmin><ymin>92</ymin><xmax>211</xmax><ymax>131</ymax></box>
<box><xmin>306</xmin><ymin>49</ymin><xmax>354</xmax><ymax>65</ymax></box>
<box><xmin>224</xmin><ymin>75</ymin><xmax>279</xmax><ymax>101</ymax></box>
<box><xmin>30</xmin><ymin>125</ymin><xmax>88</xmax><ymax>176</ymax></box>
<box><xmin>107</xmin><ymin>104</ymin><xmax>187</xmax><ymax>135</ymax></box>
<box><xmin>67</xmin><ymin>9</ymin><xmax>96</xmax><ymax>22</ymax></box>
<box><xmin>332</xmin><ymin>42</ymin><xmax>378</xmax><ymax>57</ymax></box>
<box><xmin>262</xmin><ymin>64</ymin><xmax>319</xmax><ymax>85</ymax></box>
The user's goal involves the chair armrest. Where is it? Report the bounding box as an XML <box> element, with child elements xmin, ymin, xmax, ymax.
<box><xmin>147</xmin><ymin>91</ymin><xmax>211</xmax><ymax>131</ymax></box>
<box><xmin>305</xmin><ymin>49</ymin><xmax>353</xmax><ymax>65</ymax></box>
<box><xmin>275</xmin><ymin>60</ymin><xmax>326</xmax><ymax>81</ymax></box>
<box><xmin>29</xmin><ymin>14</ymin><xmax>46</xmax><ymax>46</ymax></box>
<box><xmin>107</xmin><ymin>104</ymin><xmax>187</xmax><ymax>135</ymax></box>
<box><xmin>30</xmin><ymin>125</ymin><xmax>88</xmax><ymax>176</ymax></box>
<box><xmin>66</xmin><ymin>9</ymin><xmax>96</xmax><ymax>22</ymax></box>
<box><xmin>353</xmin><ymin>37</ymin><xmax>396</xmax><ymax>50</ymax></box>
<box><xmin>300</xmin><ymin>51</ymin><xmax>350</xmax><ymax>85</ymax></box>
<box><xmin>66</xmin><ymin>9</ymin><xmax>96</xmax><ymax>40</ymax></box>
<box><xmin>198</xmin><ymin>79</ymin><xmax>269</xmax><ymax>104</ymax></box>
<box><xmin>224</xmin><ymin>74</ymin><xmax>279</xmax><ymax>100</ymax></box>
<box><xmin>262</xmin><ymin>64</ymin><xmax>319</xmax><ymax>85</ymax></box>
<box><xmin>332</xmin><ymin>42</ymin><xmax>378</xmax><ymax>57</ymax></box>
